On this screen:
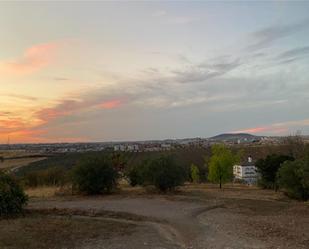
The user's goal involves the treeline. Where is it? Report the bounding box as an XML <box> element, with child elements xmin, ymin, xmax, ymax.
<box><xmin>255</xmin><ymin>135</ymin><xmax>309</xmax><ymax>200</ymax></box>
<box><xmin>14</xmin><ymin>136</ymin><xmax>309</xmax><ymax>200</ymax></box>
<box><xmin>16</xmin><ymin>139</ymin><xmax>308</xmax><ymax>199</ymax></box>
<box><xmin>1</xmin><ymin>135</ymin><xmax>308</xmax><ymax>217</ymax></box>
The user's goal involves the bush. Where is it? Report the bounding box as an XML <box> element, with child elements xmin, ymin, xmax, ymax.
<box><xmin>127</xmin><ymin>156</ymin><xmax>186</xmax><ymax>192</ymax></box>
<box><xmin>277</xmin><ymin>159</ymin><xmax>309</xmax><ymax>200</ymax></box>
<box><xmin>256</xmin><ymin>154</ymin><xmax>294</xmax><ymax>189</ymax></box>
<box><xmin>190</xmin><ymin>164</ymin><xmax>200</xmax><ymax>183</ymax></box>
<box><xmin>148</xmin><ymin>156</ymin><xmax>186</xmax><ymax>191</ymax></box>
<box><xmin>0</xmin><ymin>171</ymin><xmax>28</xmax><ymax>216</ymax></box>
<box><xmin>23</xmin><ymin>167</ymin><xmax>69</xmax><ymax>187</ymax></box>
<box><xmin>72</xmin><ymin>156</ymin><xmax>118</xmax><ymax>195</ymax></box>
<box><xmin>126</xmin><ymin>163</ymin><xmax>146</xmax><ymax>187</ymax></box>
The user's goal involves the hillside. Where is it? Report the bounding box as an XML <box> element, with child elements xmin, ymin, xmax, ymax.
<box><xmin>209</xmin><ymin>133</ymin><xmax>261</xmax><ymax>142</ymax></box>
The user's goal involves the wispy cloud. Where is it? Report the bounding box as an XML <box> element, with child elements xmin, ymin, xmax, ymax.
<box><xmin>172</xmin><ymin>58</ymin><xmax>241</xmax><ymax>83</ymax></box>
<box><xmin>0</xmin><ymin>41</ymin><xmax>62</xmax><ymax>75</ymax></box>
<box><xmin>246</xmin><ymin>19</ymin><xmax>309</xmax><ymax>51</ymax></box>
<box><xmin>234</xmin><ymin>118</ymin><xmax>309</xmax><ymax>135</ymax></box>
<box><xmin>3</xmin><ymin>94</ymin><xmax>38</xmax><ymax>101</ymax></box>
<box><xmin>275</xmin><ymin>46</ymin><xmax>309</xmax><ymax>65</ymax></box>
<box><xmin>98</xmin><ymin>99</ymin><xmax>123</xmax><ymax>109</ymax></box>
<box><xmin>53</xmin><ymin>77</ymin><xmax>70</xmax><ymax>81</ymax></box>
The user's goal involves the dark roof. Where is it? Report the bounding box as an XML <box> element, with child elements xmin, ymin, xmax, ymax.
<box><xmin>240</xmin><ymin>161</ymin><xmax>255</xmax><ymax>166</ymax></box>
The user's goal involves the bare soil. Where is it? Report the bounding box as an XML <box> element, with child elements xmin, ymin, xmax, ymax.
<box><xmin>2</xmin><ymin>184</ymin><xmax>309</xmax><ymax>249</ymax></box>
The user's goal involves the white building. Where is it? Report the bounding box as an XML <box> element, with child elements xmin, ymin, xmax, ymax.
<box><xmin>233</xmin><ymin>156</ymin><xmax>258</xmax><ymax>185</ymax></box>
<box><xmin>161</xmin><ymin>144</ymin><xmax>171</xmax><ymax>150</ymax></box>
<box><xmin>114</xmin><ymin>144</ymin><xmax>139</xmax><ymax>152</ymax></box>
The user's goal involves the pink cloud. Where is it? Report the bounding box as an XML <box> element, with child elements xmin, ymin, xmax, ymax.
<box><xmin>233</xmin><ymin>123</ymin><xmax>291</xmax><ymax>135</ymax></box>
<box><xmin>0</xmin><ymin>89</ymin><xmax>126</xmax><ymax>142</ymax></box>
<box><xmin>234</xmin><ymin>127</ymin><xmax>269</xmax><ymax>134</ymax></box>
<box><xmin>236</xmin><ymin>118</ymin><xmax>309</xmax><ymax>135</ymax></box>
<box><xmin>98</xmin><ymin>99</ymin><xmax>122</xmax><ymax>109</ymax></box>
<box><xmin>0</xmin><ymin>42</ymin><xmax>61</xmax><ymax>75</ymax></box>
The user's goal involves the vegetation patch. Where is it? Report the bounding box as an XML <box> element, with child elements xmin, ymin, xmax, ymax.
<box><xmin>0</xmin><ymin>171</ymin><xmax>28</xmax><ymax>217</ymax></box>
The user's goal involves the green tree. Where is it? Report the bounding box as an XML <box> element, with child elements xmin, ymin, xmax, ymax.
<box><xmin>72</xmin><ymin>156</ymin><xmax>118</xmax><ymax>195</ymax></box>
<box><xmin>0</xmin><ymin>171</ymin><xmax>28</xmax><ymax>216</ymax></box>
<box><xmin>277</xmin><ymin>159</ymin><xmax>309</xmax><ymax>200</ymax></box>
<box><xmin>256</xmin><ymin>154</ymin><xmax>294</xmax><ymax>189</ymax></box>
<box><xmin>127</xmin><ymin>156</ymin><xmax>186</xmax><ymax>192</ymax></box>
<box><xmin>207</xmin><ymin>144</ymin><xmax>239</xmax><ymax>189</ymax></box>
<box><xmin>147</xmin><ymin>156</ymin><xmax>186</xmax><ymax>192</ymax></box>
<box><xmin>190</xmin><ymin>163</ymin><xmax>200</xmax><ymax>183</ymax></box>
<box><xmin>111</xmin><ymin>152</ymin><xmax>127</xmax><ymax>174</ymax></box>
<box><xmin>126</xmin><ymin>160</ymin><xmax>150</xmax><ymax>187</ymax></box>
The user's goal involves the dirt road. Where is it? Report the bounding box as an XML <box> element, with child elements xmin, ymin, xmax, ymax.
<box><xmin>27</xmin><ymin>186</ymin><xmax>309</xmax><ymax>249</ymax></box>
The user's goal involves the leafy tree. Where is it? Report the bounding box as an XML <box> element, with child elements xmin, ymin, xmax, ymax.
<box><xmin>126</xmin><ymin>160</ymin><xmax>149</xmax><ymax>187</ymax></box>
<box><xmin>111</xmin><ymin>152</ymin><xmax>127</xmax><ymax>174</ymax></box>
<box><xmin>190</xmin><ymin>163</ymin><xmax>200</xmax><ymax>183</ymax></box>
<box><xmin>277</xmin><ymin>159</ymin><xmax>309</xmax><ymax>200</ymax></box>
<box><xmin>127</xmin><ymin>156</ymin><xmax>186</xmax><ymax>192</ymax></box>
<box><xmin>0</xmin><ymin>171</ymin><xmax>28</xmax><ymax>216</ymax></box>
<box><xmin>207</xmin><ymin>144</ymin><xmax>239</xmax><ymax>189</ymax></box>
<box><xmin>147</xmin><ymin>156</ymin><xmax>186</xmax><ymax>192</ymax></box>
<box><xmin>255</xmin><ymin>154</ymin><xmax>294</xmax><ymax>189</ymax></box>
<box><xmin>72</xmin><ymin>156</ymin><xmax>118</xmax><ymax>195</ymax></box>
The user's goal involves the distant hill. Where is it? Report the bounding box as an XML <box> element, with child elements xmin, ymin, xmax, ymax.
<box><xmin>208</xmin><ymin>133</ymin><xmax>261</xmax><ymax>142</ymax></box>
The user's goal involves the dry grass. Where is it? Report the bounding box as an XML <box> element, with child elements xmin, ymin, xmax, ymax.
<box><xmin>0</xmin><ymin>157</ymin><xmax>46</xmax><ymax>170</ymax></box>
<box><xmin>0</xmin><ymin>150</ymin><xmax>32</xmax><ymax>158</ymax></box>
<box><xmin>181</xmin><ymin>183</ymin><xmax>286</xmax><ymax>201</ymax></box>
<box><xmin>25</xmin><ymin>182</ymin><xmax>285</xmax><ymax>201</ymax></box>
<box><xmin>25</xmin><ymin>186</ymin><xmax>60</xmax><ymax>198</ymax></box>
<box><xmin>0</xmin><ymin>215</ymin><xmax>135</xmax><ymax>249</ymax></box>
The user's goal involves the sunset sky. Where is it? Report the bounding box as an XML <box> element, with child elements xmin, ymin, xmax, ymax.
<box><xmin>1</xmin><ymin>1</ymin><xmax>309</xmax><ymax>143</ymax></box>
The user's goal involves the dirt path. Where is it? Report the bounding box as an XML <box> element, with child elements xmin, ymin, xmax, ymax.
<box><xmin>28</xmin><ymin>192</ymin><xmax>309</xmax><ymax>249</ymax></box>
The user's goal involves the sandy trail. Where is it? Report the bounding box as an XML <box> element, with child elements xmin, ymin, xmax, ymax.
<box><xmin>28</xmin><ymin>193</ymin><xmax>309</xmax><ymax>249</ymax></box>
<box><xmin>29</xmin><ymin>196</ymin><xmax>211</xmax><ymax>248</ymax></box>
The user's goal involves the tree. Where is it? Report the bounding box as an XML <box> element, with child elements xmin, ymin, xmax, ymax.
<box><xmin>0</xmin><ymin>171</ymin><xmax>28</xmax><ymax>216</ymax></box>
<box><xmin>207</xmin><ymin>144</ymin><xmax>239</xmax><ymax>189</ymax></box>
<box><xmin>283</xmin><ymin>132</ymin><xmax>306</xmax><ymax>159</ymax></box>
<box><xmin>126</xmin><ymin>160</ymin><xmax>149</xmax><ymax>187</ymax></box>
<box><xmin>127</xmin><ymin>156</ymin><xmax>186</xmax><ymax>192</ymax></box>
<box><xmin>111</xmin><ymin>152</ymin><xmax>127</xmax><ymax>174</ymax></box>
<box><xmin>147</xmin><ymin>156</ymin><xmax>186</xmax><ymax>192</ymax></box>
<box><xmin>255</xmin><ymin>154</ymin><xmax>294</xmax><ymax>189</ymax></box>
<box><xmin>72</xmin><ymin>156</ymin><xmax>118</xmax><ymax>195</ymax></box>
<box><xmin>190</xmin><ymin>163</ymin><xmax>200</xmax><ymax>183</ymax></box>
<box><xmin>277</xmin><ymin>158</ymin><xmax>309</xmax><ymax>200</ymax></box>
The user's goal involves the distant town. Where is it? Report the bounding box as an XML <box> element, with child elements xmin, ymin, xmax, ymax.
<box><xmin>1</xmin><ymin>133</ymin><xmax>308</xmax><ymax>154</ymax></box>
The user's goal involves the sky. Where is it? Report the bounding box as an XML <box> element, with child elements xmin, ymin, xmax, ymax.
<box><xmin>0</xmin><ymin>1</ymin><xmax>309</xmax><ymax>143</ymax></box>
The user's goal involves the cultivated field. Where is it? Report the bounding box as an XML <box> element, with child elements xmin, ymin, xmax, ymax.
<box><xmin>0</xmin><ymin>150</ymin><xmax>46</xmax><ymax>171</ymax></box>
<box><xmin>0</xmin><ymin>157</ymin><xmax>46</xmax><ymax>171</ymax></box>
<box><xmin>1</xmin><ymin>184</ymin><xmax>308</xmax><ymax>249</ymax></box>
